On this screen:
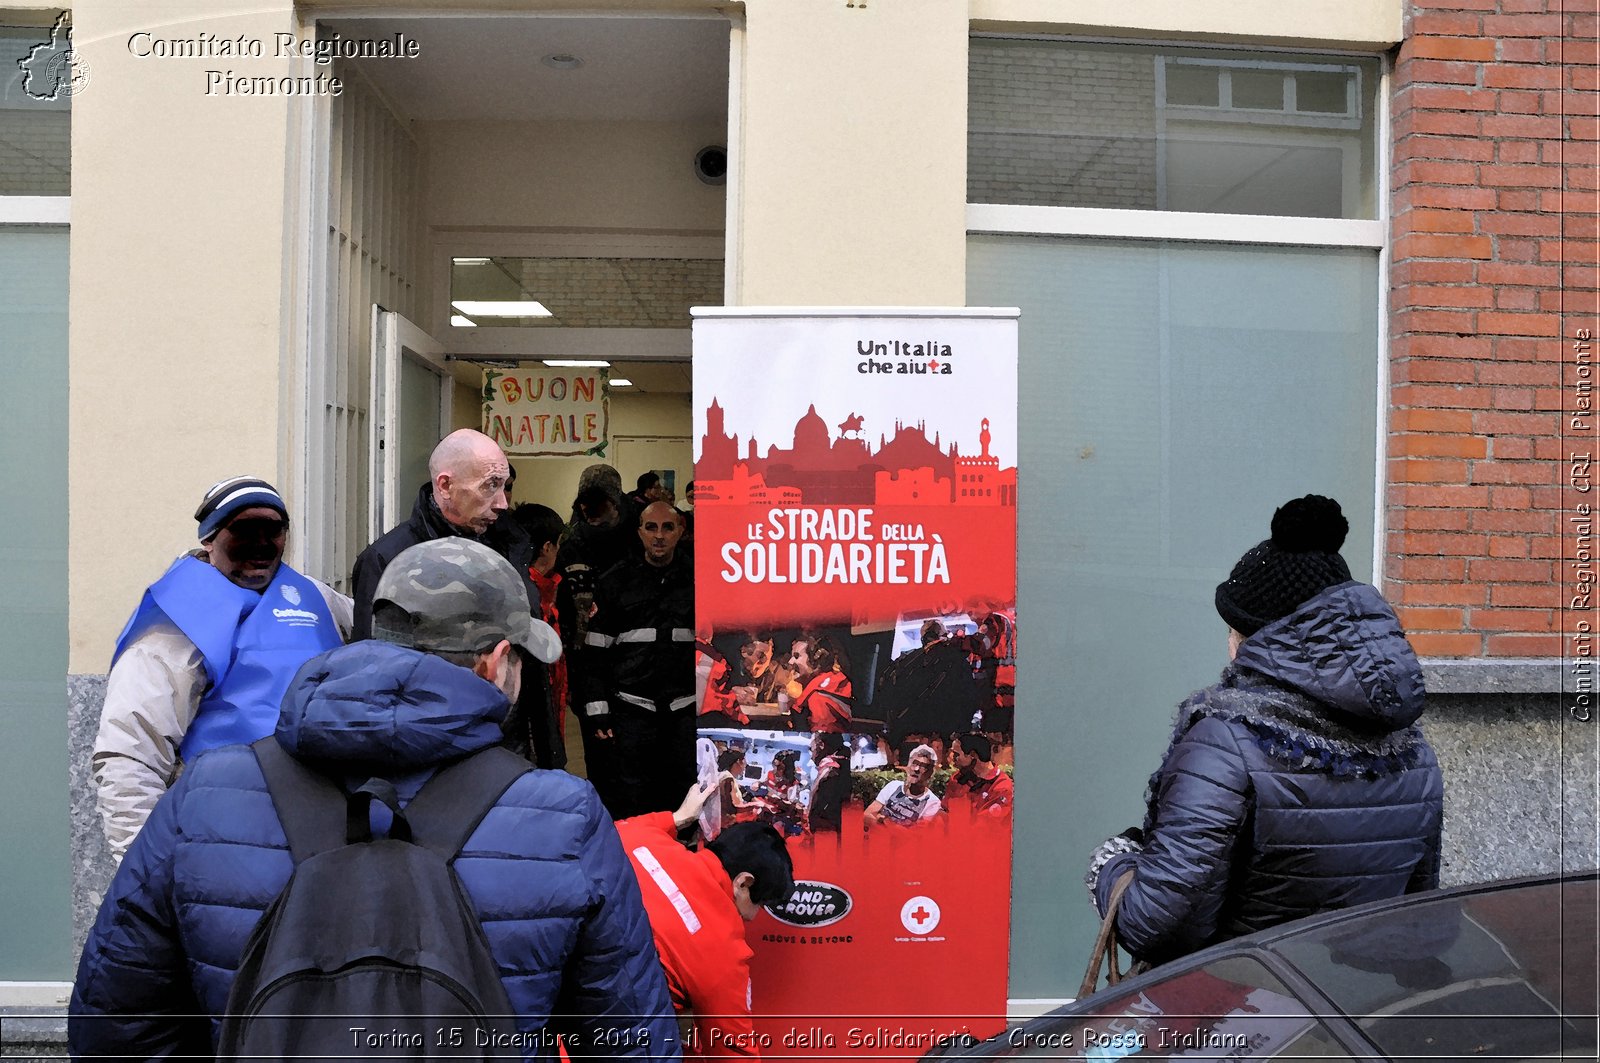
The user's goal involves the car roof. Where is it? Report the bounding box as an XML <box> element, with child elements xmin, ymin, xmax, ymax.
<box><xmin>1076</xmin><ymin>869</ymin><xmax>1599</xmax><ymax>1007</ymax></box>
<box><xmin>938</xmin><ymin>870</ymin><xmax>1599</xmax><ymax>1060</ymax></box>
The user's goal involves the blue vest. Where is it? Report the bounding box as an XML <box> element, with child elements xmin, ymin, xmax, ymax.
<box><xmin>112</xmin><ymin>556</ymin><xmax>343</xmax><ymax>761</ymax></box>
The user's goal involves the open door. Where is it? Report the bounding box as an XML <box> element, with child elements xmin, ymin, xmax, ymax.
<box><xmin>370</xmin><ymin>307</ymin><xmax>451</xmax><ymax>543</ymax></box>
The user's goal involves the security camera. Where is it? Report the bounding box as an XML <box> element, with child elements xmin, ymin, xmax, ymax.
<box><xmin>694</xmin><ymin>145</ymin><xmax>727</xmax><ymax>186</ymax></box>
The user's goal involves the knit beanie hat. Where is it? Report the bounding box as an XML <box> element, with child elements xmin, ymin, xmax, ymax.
<box><xmin>1215</xmin><ymin>495</ymin><xmax>1352</xmax><ymax>636</ymax></box>
<box><xmin>194</xmin><ymin>476</ymin><xmax>288</xmax><ymax>541</ymax></box>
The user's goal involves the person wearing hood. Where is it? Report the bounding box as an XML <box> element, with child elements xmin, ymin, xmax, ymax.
<box><xmin>1085</xmin><ymin>495</ymin><xmax>1443</xmax><ymax>965</ymax></box>
<box><xmin>351</xmin><ymin>429</ymin><xmax>565</xmax><ymax>769</ymax></box>
<box><xmin>70</xmin><ymin>537</ymin><xmax>677</xmax><ymax>1060</ymax></box>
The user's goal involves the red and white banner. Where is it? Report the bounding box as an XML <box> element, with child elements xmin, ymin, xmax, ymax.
<box><xmin>692</xmin><ymin>309</ymin><xmax>1019</xmax><ymax>1059</ymax></box>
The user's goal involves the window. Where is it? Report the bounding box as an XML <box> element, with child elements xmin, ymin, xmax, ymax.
<box><xmin>0</xmin><ymin>225</ymin><xmax>71</xmax><ymax>975</ymax></box>
<box><xmin>968</xmin><ymin>35</ymin><xmax>1385</xmax><ymax>999</ymax></box>
<box><xmin>1005</xmin><ymin>955</ymin><xmax>1356</xmax><ymax>1059</ymax></box>
<box><xmin>1274</xmin><ymin>880</ymin><xmax>1600</xmax><ymax>1061</ymax></box>
<box><xmin>1</xmin><ymin>23</ymin><xmax>73</xmax><ymax>195</ymax></box>
<box><xmin>969</xmin><ymin>40</ymin><xmax>1381</xmax><ymax>219</ymax></box>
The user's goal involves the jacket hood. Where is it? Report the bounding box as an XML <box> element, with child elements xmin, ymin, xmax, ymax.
<box><xmin>1232</xmin><ymin>581</ymin><xmax>1426</xmax><ymax>731</ymax></box>
<box><xmin>276</xmin><ymin>641</ymin><xmax>509</xmax><ymax>770</ymax></box>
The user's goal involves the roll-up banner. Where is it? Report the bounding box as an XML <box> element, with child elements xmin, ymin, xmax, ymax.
<box><xmin>692</xmin><ymin>308</ymin><xmax>1019</xmax><ymax>1059</ymax></box>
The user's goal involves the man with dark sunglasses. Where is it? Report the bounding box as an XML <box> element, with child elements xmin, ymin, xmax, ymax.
<box><xmin>93</xmin><ymin>476</ymin><xmax>352</xmax><ymax>860</ymax></box>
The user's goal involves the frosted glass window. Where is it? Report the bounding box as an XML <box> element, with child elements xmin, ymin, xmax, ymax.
<box><xmin>398</xmin><ymin>355</ymin><xmax>444</xmax><ymax>499</ymax></box>
<box><xmin>969</xmin><ymin>39</ymin><xmax>1380</xmax><ymax>219</ymax></box>
<box><xmin>1230</xmin><ymin>68</ymin><xmax>1286</xmax><ymax>110</ymax></box>
<box><xmin>1297</xmin><ymin>71</ymin><xmax>1353</xmax><ymax>114</ymax></box>
<box><xmin>0</xmin><ymin>227</ymin><xmax>71</xmax><ymax>976</ymax></box>
<box><xmin>968</xmin><ymin>235</ymin><xmax>1378</xmax><ymax>998</ymax></box>
<box><xmin>1164</xmin><ymin>63</ymin><xmax>1218</xmax><ymax>107</ymax></box>
<box><xmin>1</xmin><ymin>25</ymin><xmax>73</xmax><ymax>194</ymax></box>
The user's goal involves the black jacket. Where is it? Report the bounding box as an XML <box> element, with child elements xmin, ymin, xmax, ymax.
<box><xmin>350</xmin><ymin>483</ymin><xmax>565</xmax><ymax>769</ymax></box>
<box><xmin>553</xmin><ymin>517</ymin><xmax>637</xmax><ymax>649</ymax></box>
<box><xmin>575</xmin><ymin>553</ymin><xmax>695</xmax><ymax>732</ymax></box>
<box><xmin>1100</xmin><ymin>581</ymin><xmax>1443</xmax><ymax>964</ymax></box>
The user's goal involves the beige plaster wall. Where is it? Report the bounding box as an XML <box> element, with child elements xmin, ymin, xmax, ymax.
<box><xmin>970</xmin><ymin>0</ymin><xmax>1402</xmax><ymax>49</ymax></box>
<box><xmin>68</xmin><ymin>0</ymin><xmax>304</xmax><ymax>671</ymax></box>
<box><xmin>732</xmin><ymin>0</ymin><xmax>970</xmax><ymax>307</ymax></box>
<box><xmin>504</xmin><ymin>391</ymin><xmax>693</xmax><ymax>519</ymax></box>
<box><xmin>66</xmin><ymin>0</ymin><xmax>1400</xmax><ymax>672</ymax></box>
<box><xmin>423</xmin><ymin>119</ymin><xmax>727</xmax><ymax>235</ymax></box>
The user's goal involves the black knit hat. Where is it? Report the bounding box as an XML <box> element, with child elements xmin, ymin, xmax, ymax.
<box><xmin>1215</xmin><ymin>495</ymin><xmax>1352</xmax><ymax>636</ymax></box>
<box><xmin>194</xmin><ymin>476</ymin><xmax>287</xmax><ymax>542</ymax></box>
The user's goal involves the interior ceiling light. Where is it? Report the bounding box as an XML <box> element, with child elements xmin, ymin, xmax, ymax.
<box><xmin>542</xmin><ymin>53</ymin><xmax>584</xmax><ymax>70</ymax></box>
<box><xmin>542</xmin><ymin>359</ymin><xmax>610</xmax><ymax>367</ymax></box>
<box><xmin>608</xmin><ymin>378</ymin><xmax>634</xmax><ymax>387</ymax></box>
<box><xmin>451</xmin><ymin>300</ymin><xmax>553</xmax><ymax>318</ymax></box>
<box><xmin>450</xmin><ymin>314</ymin><xmax>477</xmax><ymax>328</ymax></box>
<box><xmin>452</xmin><ymin>257</ymin><xmax>492</xmax><ymax>266</ymax></box>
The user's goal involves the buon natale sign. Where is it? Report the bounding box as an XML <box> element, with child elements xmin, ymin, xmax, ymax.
<box><xmin>482</xmin><ymin>367</ymin><xmax>609</xmax><ymax>457</ymax></box>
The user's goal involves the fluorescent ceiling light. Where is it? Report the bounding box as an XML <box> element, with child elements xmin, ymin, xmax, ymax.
<box><xmin>452</xmin><ymin>257</ymin><xmax>492</xmax><ymax>266</ymax></box>
<box><xmin>450</xmin><ymin>314</ymin><xmax>477</xmax><ymax>328</ymax></box>
<box><xmin>451</xmin><ymin>300</ymin><xmax>553</xmax><ymax>318</ymax></box>
<box><xmin>542</xmin><ymin>359</ymin><xmax>610</xmax><ymax>367</ymax></box>
<box><xmin>609</xmin><ymin>378</ymin><xmax>634</xmax><ymax>387</ymax></box>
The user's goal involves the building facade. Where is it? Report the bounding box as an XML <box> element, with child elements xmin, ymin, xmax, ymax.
<box><xmin>0</xmin><ymin>0</ymin><xmax>1593</xmax><ymax>1009</ymax></box>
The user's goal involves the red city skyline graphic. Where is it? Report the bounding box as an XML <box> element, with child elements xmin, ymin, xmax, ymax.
<box><xmin>696</xmin><ymin>398</ymin><xmax>1017</xmax><ymax>508</ymax></box>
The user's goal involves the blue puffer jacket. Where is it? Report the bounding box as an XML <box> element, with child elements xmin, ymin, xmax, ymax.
<box><xmin>70</xmin><ymin>641</ymin><xmax>680</xmax><ymax>1061</ymax></box>
<box><xmin>1101</xmin><ymin>581</ymin><xmax>1443</xmax><ymax>964</ymax></box>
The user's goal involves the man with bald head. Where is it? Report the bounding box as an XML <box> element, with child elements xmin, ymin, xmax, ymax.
<box><xmin>353</xmin><ymin>430</ymin><xmax>566</xmax><ymax>768</ymax></box>
<box><xmin>577</xmin><ymin>500</ymin><xmax>696</xmax><ymax>818</ymax></box>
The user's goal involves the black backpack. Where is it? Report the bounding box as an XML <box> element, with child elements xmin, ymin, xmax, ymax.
<box><xmin>217</xmin><ymin>738</ymin><xmax>531</xmax><ymax>1062</ymax></box>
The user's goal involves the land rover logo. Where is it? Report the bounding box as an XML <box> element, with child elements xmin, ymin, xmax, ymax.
<box><xmin>767</xmin><ymin>880</ymin><xmax>852</xmax><ymax>928</ymax></box>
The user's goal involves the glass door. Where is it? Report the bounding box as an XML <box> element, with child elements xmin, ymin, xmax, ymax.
<box><xmin>370</xmin><ymin>308</ymin><xmax>450</xmax><ymax>542</ymax></box>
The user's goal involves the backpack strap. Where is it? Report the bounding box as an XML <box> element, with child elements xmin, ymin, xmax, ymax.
<box><xmin>251</xmin><ymin>736</ymin><xmax>350</xmax><ymax>864</ymax></box>
<box><xmin>402</xmin><ymin>746</ymin><xmax>532</xmax><ymax>862</ymax></box>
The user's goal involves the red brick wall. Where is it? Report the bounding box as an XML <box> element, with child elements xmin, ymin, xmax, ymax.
<box><xmin>1389</xmin><ymin>0</ymin><xmax>1599</xmax><ymax>658</ymax></box>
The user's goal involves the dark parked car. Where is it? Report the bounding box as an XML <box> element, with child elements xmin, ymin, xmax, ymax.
<box><xmin>930</xmin><ymin>873</ymin><xmax>1598</xmax><ymax>1061</ymax></box>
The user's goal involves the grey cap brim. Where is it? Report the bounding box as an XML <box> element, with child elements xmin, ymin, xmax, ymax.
<box><xmin>514</xmin><ymin>614</ymin><xmax>564</xmax><ymax>664</ymax></box>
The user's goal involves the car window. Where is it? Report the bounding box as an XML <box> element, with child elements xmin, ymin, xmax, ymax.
<box><xmin>987</xmin><ymin>956</ymin><xmax>1355</xmax><ymax>1059</ymax></box>
<box><xmin>1273</xmin><ymin>879</ymin><xmax>1599</xmax><ymax>1063</ymax></box>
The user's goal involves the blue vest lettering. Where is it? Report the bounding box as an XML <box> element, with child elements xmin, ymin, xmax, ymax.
<box><xmin>113</xmin><ymin>557</ymin><xmax>342</xmax><ymax>760</ymax></box>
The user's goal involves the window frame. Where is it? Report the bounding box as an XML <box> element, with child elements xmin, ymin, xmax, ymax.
<box><xmin>966</xmin><ymin>33</ymin><xmax>1392</xmax><ymax>582</ymax></box>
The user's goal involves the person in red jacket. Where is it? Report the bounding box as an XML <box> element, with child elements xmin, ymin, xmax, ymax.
<box><xmin>786</xmin><ymin>631</ymin><xmax>852</xmax><ymax>732</ymax></box>
<box><xmin>942</xmin><ymin>731</ymin><xmax>1013</xmax><ymax>818</ymax></box>
<box><xmin>618</xmin><ymin>788</ymin><xmax>795</xmax><ymax>1061</ymax></box>
<box><xmin>513</xmin><ymin>503</ymin><xmax>571</xmax><ymax>741</ymax></box>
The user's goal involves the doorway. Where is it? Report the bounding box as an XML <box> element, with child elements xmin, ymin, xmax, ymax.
<box><xmin>302</xmin><ymin>13</ymin><xmax>727</xmax><ymax>585</ymax></box>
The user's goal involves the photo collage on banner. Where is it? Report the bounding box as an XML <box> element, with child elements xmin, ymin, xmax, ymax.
<box><xmin>692</xmin><ymin>309</ymin><xmax>1019</xmax><ymax>1059</ymax></box>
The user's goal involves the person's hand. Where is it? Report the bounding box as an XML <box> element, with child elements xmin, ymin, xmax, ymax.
<box><xmin>733</xmin><ymin>686</ymin><xmax>757</xmax><ymax>706</ymax></box>
<box><xmin>594</xmin><ymin>727</ymin><xmax>614</xmax><ymax>740</ymax></box>
<box><xmin>672</xmin><ymin>781</ymin><xmax>713</xmax><ymax>831</ymax></box>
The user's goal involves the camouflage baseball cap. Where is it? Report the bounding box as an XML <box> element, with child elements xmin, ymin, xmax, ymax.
<box><xmin>371</xmin><ymin>537</ymin><xmax>562</xmax><ymax>664</ymax></box>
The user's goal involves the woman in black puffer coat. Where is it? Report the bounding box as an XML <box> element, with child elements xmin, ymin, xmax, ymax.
<box><xmin>1087</xmin><ymin>496</ymin><xmax>1444</xmax><ymax>966</ymax></box>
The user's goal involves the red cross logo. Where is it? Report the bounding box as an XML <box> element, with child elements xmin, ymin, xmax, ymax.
<box><xmin>900</xmin><ymin>895</ymin><xmax>941</xmax><ymax>934</ymax></box>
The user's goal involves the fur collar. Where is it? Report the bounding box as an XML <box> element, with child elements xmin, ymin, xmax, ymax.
<box><xmin>1174</xmin><ymin>664</ymin><xmax>1429</xmax><ymax>778</ymax></box>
